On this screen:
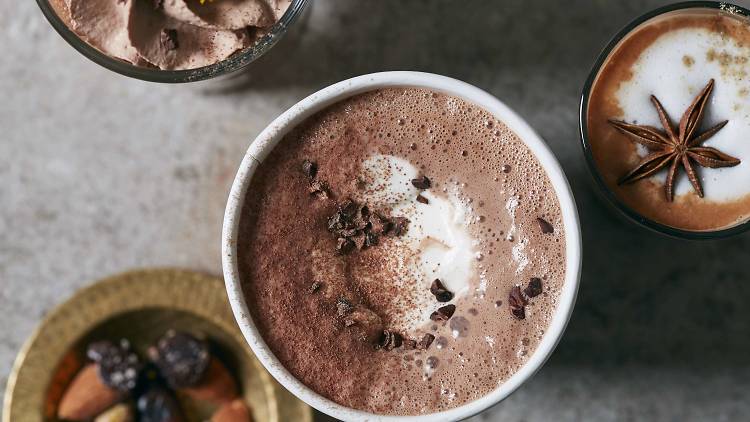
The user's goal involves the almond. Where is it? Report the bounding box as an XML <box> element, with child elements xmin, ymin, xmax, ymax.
<box><xmin>181</xmin><ymin>358</ymin><xmax>237</xmax><ymax>404</ymax></box>
<box><xmin>211</xmin><ymin>399</ymin><xmax>252</xmax><ymax>422</ymax></box>
<box><xmin>58</xmin><ymin>364</ymin><xmax>123</xmax><ymax>420</ymax></box>
<box><xmin>94</xmin><ymin>403</ymin><xmax>134</xmax><ymax>422</ymax></box>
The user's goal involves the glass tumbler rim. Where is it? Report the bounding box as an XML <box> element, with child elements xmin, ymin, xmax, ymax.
<box><xmin>36</xmin><ymin>0</ymin><xmax>310</xmax><ymax>83</ymax></box>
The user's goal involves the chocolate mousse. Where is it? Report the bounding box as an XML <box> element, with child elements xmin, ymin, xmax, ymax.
<box><xmin>47</xmin><ymin>0</ymin><xmax>291</xmax><ymax>70</ymax></box>
<box><xmin>237</xmin><ymin>88</ymin><xmax>567</xmax><ymax>414</ymax></box>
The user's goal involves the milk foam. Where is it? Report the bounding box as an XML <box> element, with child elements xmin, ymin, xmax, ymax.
<box><xmin>362</xmin><ymin>154</ymin><xmax>477</xmax><ymax>330</ymax></box>
<box><xmin>239</xmin><ymin>87</ymin><xmax>567</xmax><ymax>414</ymax></box>
<box><xmin>615</xmin><ymin>27</ymin><xmax>750</xmax><ymax>201</ymax></box>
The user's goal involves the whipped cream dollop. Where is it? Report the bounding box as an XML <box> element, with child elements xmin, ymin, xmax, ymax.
<box><xmin>65</xmin><ymin>0</ymin><xmax>290</xmax><ymax>70</ymax></box>
<box><xmin>615</xmin><ymin>26</ymin><xmax>750</xmax><ymax>202</ymax></box>
<box><xmin>360</xmin><ymin>154</ymin><xmax>478</xmax><ymax>330</ymax></box>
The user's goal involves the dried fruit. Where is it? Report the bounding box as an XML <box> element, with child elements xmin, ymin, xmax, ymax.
<box><xmin>87</xmin><ymin>339</ymin><xmax>142</xmax><ymax>392</ymax></box>
<box><xmin>137</xmin><ymin>386</ymin><xmax>185</xmax><ymax>422</ymax></box>
<box><xmin>57</xmin><ymin>364</ymin><xmax>123</xmax><ymax>420</ymax></box>
<box><xmin>150</xmin><ymin>330</ymin><xmax>210</xmax><ymax>389</ymax></box>
<box><xmin>211</xmin><ymin>398</ymin><xmax>252</xmax><ymax>422</ymax></box>
<box><xmin>181</xmin><ymin>358</ymin><xmax>238</xmax><ymax>404</ymax></box>
<box><xmin>94</xmin><ymin>403</ymin><xmax>135</xmax><ymax>422</ymax></box>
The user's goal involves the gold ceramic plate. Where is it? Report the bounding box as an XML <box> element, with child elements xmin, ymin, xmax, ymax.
<box><xmin>2</xmin><ymin>268</ymin><xmax>312</xmax><ymax>422</ymax></box>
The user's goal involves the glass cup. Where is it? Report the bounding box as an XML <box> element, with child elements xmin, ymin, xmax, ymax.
<box><xmin>36</xmin><ymin>0</ymin><xmax>309</xmax><ymax>83</ymax></box>
<box><xmin>579</xmin><ymin>1</ymin><xmax>750</xmax><ymax>239</ymax></box>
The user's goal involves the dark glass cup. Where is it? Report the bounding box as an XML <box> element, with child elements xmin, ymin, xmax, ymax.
<box><xmin>579</xmin><ymin>1</ymin><xmax>750</xmax><ymax>240</ymax></box>
<box><xmin>36</xmin><ymin>0</ymin><xmax>309</xmax><ymax>83</ymax></box>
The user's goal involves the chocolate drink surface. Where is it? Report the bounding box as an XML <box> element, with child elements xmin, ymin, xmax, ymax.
<box><xmin>587</xmin><ymin>9</ymin><xmax>750</xmax><ymax>231</ymax></box>
<box><xmin>237</xmin><ymin>88</ymin><xmax>566</xmax><ymax>414</ymax></box>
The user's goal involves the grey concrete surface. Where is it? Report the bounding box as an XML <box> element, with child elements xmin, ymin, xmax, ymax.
<box><xmin>3</xmin><ymin>1</ymin><xmax>750</xmax><ymax>421</ymax></box>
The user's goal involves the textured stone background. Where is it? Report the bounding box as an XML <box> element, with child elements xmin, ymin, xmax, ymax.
<box><xmin>3</xmin><ymin>1</ymin><xmax>750</xmax><ymax>421</ymax></box>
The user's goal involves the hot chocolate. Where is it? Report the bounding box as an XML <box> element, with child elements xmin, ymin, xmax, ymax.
<box><xmin>236</xmin><ymin>88</ymin><xmax>566</xmax><ymax>414</ymax></box>
<box><xmin>586</xmin><ymin>7</ymin><xmax>750</xmax><ymax>232</ymax></box>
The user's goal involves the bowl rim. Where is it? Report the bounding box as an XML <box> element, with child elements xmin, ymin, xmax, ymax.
<box><xmin>35</xmin><ymin>0</ymin><xmax>309</xmax><ymax>83</ymax></box>
<box><xmin>222</xmin><ymin>71</ymin><xmax>582</xmax><ymax>421</ymax></box>
<box><xmin>2</xmin><ymin>268</ymin><xmax>313</xmax><ymax>422</ymax></box>
<box><xmin>578</xmin><ymin>0</ymin><xmax>750</xmax><ymax>240</ymax></box>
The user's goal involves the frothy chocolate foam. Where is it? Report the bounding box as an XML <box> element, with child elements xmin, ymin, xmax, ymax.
<box><xmin>237</xmin><ymin>88</ymin><xmax>566</xmax><ymax>414</ymax></box>
<box><xmin>587</xmin><ymin>9</ymin><xmax>750</xmax><ymax>231</ymax></box>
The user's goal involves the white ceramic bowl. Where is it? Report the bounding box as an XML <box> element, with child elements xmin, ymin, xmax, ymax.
<box><xmin>223</xmin><ymin>71</ymin><xmax>582</xmax><ymax>421</ymax></box>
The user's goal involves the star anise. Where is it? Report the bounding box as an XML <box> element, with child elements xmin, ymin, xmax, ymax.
<box><xmin>608</xmin><ymin>79</ymin><xmax>740</xmax><ymax>201</ymax></box>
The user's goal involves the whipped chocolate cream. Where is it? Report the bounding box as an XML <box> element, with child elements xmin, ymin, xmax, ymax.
<box><xmin>237</xmin><ymin>88</ymin><xmax>566</xmax><ymax>414</ymax></box>
<box><xmin>51</xmin><ymin>0</ymin><xmax>290</xmax><ymax>70</ymax></box>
